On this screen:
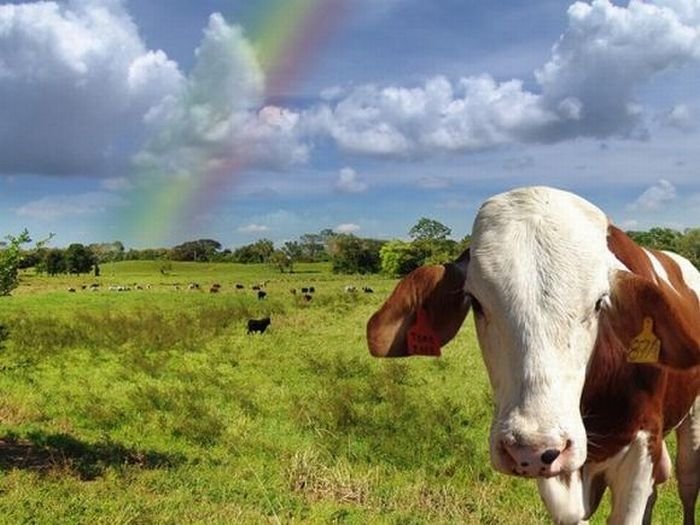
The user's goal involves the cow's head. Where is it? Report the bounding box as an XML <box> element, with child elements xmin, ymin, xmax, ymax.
<box><xmin>368</xmin><ymin>186</ymin><xmax>700</xmax><ymax>479</ymax></box>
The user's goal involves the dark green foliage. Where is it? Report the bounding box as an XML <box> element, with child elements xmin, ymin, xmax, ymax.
<box><xmin>170</xmin><ymin>239</ymin><xmax>223</xmax><ymax>262</ymax></box>
<box><xmin>0</xmin><ymin>229</ymin><xmax>31</xmax><ymax>295</ymax></box>
<box><xmin>232</xmin><ymin>238</ymin><xmax>275</xmax><ymax>263</ymax></box>
<box><xmin>409</xmin><ymin>217</ymin><xmax>452</xmax><ymax>242</ymax></box>
<box><xmin>44</xmin><ymin>249</ymin><xmax>67</xmax><ymax>275</ymax></box>
<box><xmin>64</xmin><ymin>243</ymin><xmax>96</xmax><ymax>274</ymax></box>
<box><xmin>328</xmin><ymin>235</ymin><xmax>384</xmax><ymax>274</ymax></box>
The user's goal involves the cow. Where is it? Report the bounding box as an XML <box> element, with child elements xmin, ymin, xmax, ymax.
<box><xmin>247</xmin><ymin>317</ymin><xmax>271</xmax><ymax>334</ymax></box>
<box><xmin>303</xmin><ymin>293</ymin><xmax>313</xmax><ymax>302</ymax></box>
<box><xmin>345</xmin><ymin>285</ymin><xmax>357</xmax><ymax>293</ymax></box>
<box><xmin>367</xmin><ymin>186</ymin><xmax>700</xmax><ymax>525</ymax></box>
<box><xmin>362</xmin><ymin>287</ymin><xmax>374</xmax><ymax>293</ymax></box>
<box><xmin>235</xmin><ymin>283</ymin><xmax>245</xmax><ymax>290</ymax></box>
<box><xmin>257</xmin><ymin>290</ymin><xmax>267</xmax><ymax>300</ymax></box>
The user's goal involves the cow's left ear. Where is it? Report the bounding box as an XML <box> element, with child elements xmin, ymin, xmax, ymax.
<box><xmin>367</xmin><ymin>250</ymin><xmax>470</xmax><ymax>358</ymax></box>
<box><xmin>607</xmin><ymin>270</ymin><xmax>700</xmax><ymax>369</ymax></box>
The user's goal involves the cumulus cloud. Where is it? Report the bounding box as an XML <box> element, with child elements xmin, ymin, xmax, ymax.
<box><xmin>137</xmin><ymin>13</ymin><xmax>309</xmax><ymax>177</ymax></box>
<box><xmin>311</xmin><ymin>0</ymin><xmax>700</xmax><ymax>158</ymax></box>
<box><xmin>16</xmin><ymin>191</ymin><xmax>126</xmax><ymax>220</ymax></box>
<box><xmin>628</xmin><ymin>179</ymin><xmax>678</xmax><ymax>211</ymax></box>
<box><xmin>335</xmin><ymin>167</ymin><xmax>368</xmax><ymax>193</ymax></box>
<box><xmin>0</xmin><ymin>0</ymin><xmax>183</xmax><ymax>176</ymax></box>
<box><xmin>334</xmin><ymin>223</ymin><xmax>361</xmax><ymax>234</ymax></box>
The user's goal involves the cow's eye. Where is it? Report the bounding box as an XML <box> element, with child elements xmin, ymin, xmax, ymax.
<box><xmin>594</xmin><ymin>294</ymin><xmax>608</xmax><ymax>313</ymax></box>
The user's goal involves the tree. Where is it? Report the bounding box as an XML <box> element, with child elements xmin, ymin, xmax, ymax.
<box><xmin>269</xmin><ymin>250</ymin><xmax>294</xmax><ymax>273</ymax></box>
<box><xmin>89</xmin><ymin>241</ymin><xmax>125</xmax><ymax>263</ymax></box>
<box><xmin>65</xmin><ymin>243</ymin><xmax>96</xmax><ymax>275</ymax></box>
<box><xmin>170</xmin><ymin>239</ymin><xmax>222</xmax><ymax>262</ymax></box>
<box><xmin>44</xmin><ymin>249</ymin><xmax>67</xmax><ymax>276</ymax></box>
<box><xmin>626</xmin><ymin>228</ymin><xmax>682</xmax><ymax>252</ymax></box>
<box><xmin>409</xmin><ymin>217</ymin><xmax>451</xmax><ymax>242</ymax></box>
<box><xmin>379</xmin><ymin>240</ymin><xmax>427</xmax><ymax>276</ymax></box>
<box><xmin>232</xmin><ymin>239</ymin><xmax>275</xmax><ymax>263</ymax></box>
<box><xmin>329</xmin><ymin>234</ymin><xmax>384</xmax><ymax>274</ymax></box>
<box><xmin>0</xmin><ymin>229</ymin><xmax>31</xmax><ymax>296</ymax></box>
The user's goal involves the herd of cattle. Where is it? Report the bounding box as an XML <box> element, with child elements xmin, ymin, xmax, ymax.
<box><xmin>65</xmin><ymin>279</ymin><xmax>376</xmax><ymax>337</ymax></box>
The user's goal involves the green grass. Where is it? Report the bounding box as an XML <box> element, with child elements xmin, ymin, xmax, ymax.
<box><xmin>0</xmin><ymin>261</ymin><xmax>690</xmax><ymax>523</ymax></box>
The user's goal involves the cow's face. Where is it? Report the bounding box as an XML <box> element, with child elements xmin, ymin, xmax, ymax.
<box><xmin>464</xmin><ymin>190</ymin><xmax>613</xmax><ymax>477</ymax></box>
<box><xmin>367</xmin><ymin>186</ymin><xmax>700</xmax><ymax>480</ymax></box>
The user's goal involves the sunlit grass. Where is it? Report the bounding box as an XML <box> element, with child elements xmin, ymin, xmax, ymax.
<box><xmin>0</xmin><ymin>261</ymin><xmax>689</xmax><ymax>523</ymax></box>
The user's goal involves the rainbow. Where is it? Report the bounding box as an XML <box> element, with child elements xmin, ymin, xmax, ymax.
<box><xmin>121</xmin><ymin>0</ymin><xmax>348</xmax><ymax>247</ymax></box>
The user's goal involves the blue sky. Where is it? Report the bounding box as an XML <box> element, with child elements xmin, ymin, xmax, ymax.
<box><xmin>1</xmin><ymin>0</ymin><xmax>699</xmax><ymax>248</ymax></box>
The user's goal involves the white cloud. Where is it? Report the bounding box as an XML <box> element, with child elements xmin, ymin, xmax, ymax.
<box><xmin>0</xmin><ymin>0</ymin><xmax>183</xmax><ymax>176</ymax></box>
<box><xmin>660</xmin><ymin>104</ymin><xmax>697</xmax><ymax>131</ymax></box>
<box><xmin>628</xmin><ymin>179</ymin><xmax>678</xmax><ymax>211</ymax></box>
<box><xmin>335</xmin><ymin>167</ymin><xmax>368</xmax><ymax>193</ymax></box>
<box><xmin>237</xmin><ymin>223</ymin><xmax>270</xmax><ymax>234</ymax></box>
<box><xmin>334</xmin><ymin>223</ymin><xmax>361</xmax><ymax>234</ymax></box>
<box><xmin>15</xmin><ymin>191</ymin><xmax>126</xmax><ymax>220</ymax></box>
<box><xmin>138</xmin><ymin>13</ymin><xmax>308</xmax><ymax>176</ymax></box>
<box><xmin>310</xmin><ymin>0</ymin><xmax>700</xmax><ymax>158</ymax></box>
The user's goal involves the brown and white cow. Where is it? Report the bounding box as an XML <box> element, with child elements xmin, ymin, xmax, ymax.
<box><xmin>367</xmin><ymin>187</ymin><xmax>700</xmax><ymax>525</ymax></box>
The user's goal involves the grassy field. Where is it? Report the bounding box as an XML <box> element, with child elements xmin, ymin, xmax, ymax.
<box><xmin>0</xmin><ymin>261</ymin><xmax>690</xmax><ymax>524</ymax></box>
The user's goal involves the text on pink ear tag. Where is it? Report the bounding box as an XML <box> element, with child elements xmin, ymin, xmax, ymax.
<box><xmin>407</xmin><ymin>308</ymin><xmax>441</xmax><ymax>356</ymax></box>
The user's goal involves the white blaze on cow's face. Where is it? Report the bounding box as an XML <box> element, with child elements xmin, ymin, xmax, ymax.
<box><xmin>465</xmin><ymin>187</ymin><xmax>613</xmax><ymax>478</ymax></box>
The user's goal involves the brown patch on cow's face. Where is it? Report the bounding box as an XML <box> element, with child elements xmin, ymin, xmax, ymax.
<box><xmin>367</xmin><ymin>252</ymin><xmax>470</xmax><ymax>358</ymax></box>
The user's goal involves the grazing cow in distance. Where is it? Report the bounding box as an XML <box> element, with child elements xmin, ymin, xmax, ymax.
<box><xmin>367</xmin><ymin>186</ymin><xmax>700</xmax><ymax>525</ymax></box>
<box><xmin>252</xmin><ymin>285</ymin><xmax>261</xmax><ymax>291</ymax></box>
<box><xmin>301</xmin><ymin>287</ymin><xmax>309</xmax><ymax>294</ymax></box>
<box><xmin>344</xmin><ymin>285</ymin><xmax>357</xmax><ymax>293</ymax></box>
<box><xmin>235</xmin><ymin>283</ymin><xmax>245</xmax><ymax>290</ymax></box>
<box><xmin>303</xmin><ymin>293</ymin><xmax>312</xmax><ymax>302</ymax></box>
<box><xmin>362</xmin><ymin>287</ymin><xmax>374</xmax><ymax>293</ymax></box>
<box><xmin>209</xmin><ymin>286</ymin><xmax>220</xmax><ymax>293</ymax></box>
<box><xmin>247</xmin><ymin>317</ymin><xmax>271</xmax><ymax>334</ymax></box>
<box><xmin>68</xmin><ymin>287</ymin><xmax>76</xmax><ymax>293</ymax></box>
<box><xmin>309</xmin><ymin>286</ymin><xmax>315</xmax><ymax>293</ymax></box>
<box><xmin>257</xmin><ymin>290</ymin><xmax>267</xmax><ymax>300</ymax></box>
<box><xmin>187</xmin><ymin>283</ymin><xmax>200</xmax><ymax>291</ymax></box>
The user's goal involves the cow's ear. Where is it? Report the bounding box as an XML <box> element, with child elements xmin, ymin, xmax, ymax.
<box><xmin>367</xmin><ymin>250</ymin><xmax>470</xmax><ymax>358</ymax></box>
<box><xmin>607</xmin><ymin>270</ymin><xmax>700</xmax><ymax>369</ymax></box>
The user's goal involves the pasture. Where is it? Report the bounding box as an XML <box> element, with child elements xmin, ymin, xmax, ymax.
<box><xmin>0</xmin><ymin>261</ymin><xmax>690</xmax><ymax>524</ymax></box>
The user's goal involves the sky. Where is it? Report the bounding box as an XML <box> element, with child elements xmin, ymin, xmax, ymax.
<box><xmin>0</xmin><ymin>0</ymin><xmax>699</xmax><ymax>249</ymax></box>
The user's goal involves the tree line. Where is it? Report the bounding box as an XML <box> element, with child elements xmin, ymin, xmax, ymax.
<box><xmin>4</xmin><ymin>223</ymin><xmax>700</xmax><ymax>296</ymax></box>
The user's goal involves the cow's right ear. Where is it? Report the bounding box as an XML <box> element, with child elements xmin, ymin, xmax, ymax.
<box><xmin>366</xmin><ymin>250</ymin><xmax>470</xmax><ymax>358</ymax></box>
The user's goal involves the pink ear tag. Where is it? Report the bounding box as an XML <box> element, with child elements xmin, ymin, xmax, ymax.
<box><xmin>407</xmin><ymin>308</ymin><xmax>441</xmax><ymax>356</ymax></box>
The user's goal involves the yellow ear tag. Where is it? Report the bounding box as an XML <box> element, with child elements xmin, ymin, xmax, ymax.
<box><xmin>627</xmin><ymin>317</ymin><xmax>661</xmax><ymax>363</ymax></box>
<box><xmin>407</xmin><ymin>308</ymin><xmax>441</xmax><ymax>356</ymax></box>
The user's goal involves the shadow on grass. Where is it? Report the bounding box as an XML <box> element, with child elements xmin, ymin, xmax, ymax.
<box><xmin>0</xmin><ymin>432</ymin><xmax>183</xmax><ymax>480</ymax></box>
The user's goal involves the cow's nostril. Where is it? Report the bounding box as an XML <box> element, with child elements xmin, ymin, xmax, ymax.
<box><xmin>540</xmin><ymin>449</ymin><xmax>561</xmax><ymax>465</ymax></box>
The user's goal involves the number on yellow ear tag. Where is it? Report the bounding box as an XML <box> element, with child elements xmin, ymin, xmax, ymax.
<box><xmin>627</xmin><ymin>317</ymin><xmax>661</xmax><ymax>363</ymax></box>
<box><xmin>407</xmin><ymin>308</ymin><xmax>441</xmax><ymax>356</ymax></box>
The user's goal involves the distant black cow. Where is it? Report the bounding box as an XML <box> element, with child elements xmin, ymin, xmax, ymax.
<box><xmin>235</xmin><ymin>283</ymin><xmax>245</xmax><ymax>290</ymax></box>
<box><xmin>362</xmin><ymin>287</ymin><xmax>374</xmax><ymax>293</ymax></box>
<box><xmin>68</xmin><ymin>287</ymin><xmax>76</xmax><ymax>293</ymax></box>
<box><xmin>247</xmin><ymin>317</ymin><xmax>271</xmax><ymax>334</ymax></box>
<box><xmin>301</xmin><ymin>287</ymin><xmax>309</xmax><ymax>293</ymax></box>
<box><xmin>303</xmin><ymin>293</ymin><xmax>312</xmax><ymax>302</ymax></box>
<box><xmin>252</xmin><ymin>285</ymin><xmax>261</xmax><ymax>291</ymax></box>
<box><xmin>210</xmin><ymin>286</ymin><xmax>220</xmax><ymax>293</ymax></box>
<box><xmin>309</xmin><ymin>286</ymin><xmax>315</xmax><ymax>293</ymax></box>
<box><xmin>257</xmin><ymin>290</ymin><xmax>267</xmax><ymax>300</ymax></box>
